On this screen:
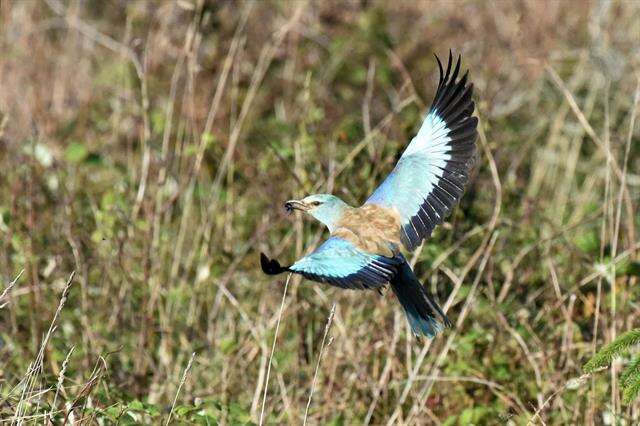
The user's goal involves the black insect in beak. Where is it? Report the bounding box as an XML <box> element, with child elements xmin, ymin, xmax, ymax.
<box><xmin>284</xmin><ymin>200</ymin><xmax>308</xmax><ymax>214</ymax></box>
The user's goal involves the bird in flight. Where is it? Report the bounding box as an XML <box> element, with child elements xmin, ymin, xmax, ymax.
<box><xmin>261</xmin><ymin>52</ymin><xmax>478</xmax><ymax>338</ymax></box>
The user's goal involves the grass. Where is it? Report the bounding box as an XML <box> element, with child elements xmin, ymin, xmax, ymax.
<box><xmin>0</xmin><ymin>0</ymin><xmax>639</xmax><ymax>424</ymax></box>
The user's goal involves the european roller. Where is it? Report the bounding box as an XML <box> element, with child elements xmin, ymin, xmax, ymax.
<box><xmin>261</xmin><ymin>52</ymin><xmax>477</xmax><ymax>338</ymax></box>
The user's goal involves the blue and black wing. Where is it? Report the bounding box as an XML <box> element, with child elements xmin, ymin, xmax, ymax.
<box><xmin>366</xmin><ymin>52</ymin><xmax>478</xmax><ymax>251</ymax></box>
<box><xmin>261</xmin><ymin>237</ymin><xmax>401</xmax><ymax>290</ymax></box>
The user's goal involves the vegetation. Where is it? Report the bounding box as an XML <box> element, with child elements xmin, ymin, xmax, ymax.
<box><xmin>585</xmin><ymin>328</ymin><xmax>640</xmax><ymax>405</ymax></box>
<box><xmin>1</xmin><ymin>1</ymin><xmax>639</xmax><ymax>424</ymax></box>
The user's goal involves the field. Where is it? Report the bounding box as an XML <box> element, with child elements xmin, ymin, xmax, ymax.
<box><xmin>1</xmin><ymin>1</ymin><xmax>639</xmax><ymax>424</ymax></box>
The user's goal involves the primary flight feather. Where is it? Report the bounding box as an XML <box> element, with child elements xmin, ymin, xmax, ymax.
<box><xmin>261</xmin><ymin>52</ymin><xmax>477</xmax><ymax>338</ymax></box>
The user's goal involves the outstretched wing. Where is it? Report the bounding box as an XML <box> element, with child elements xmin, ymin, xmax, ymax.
<box><xmin>289</xmin><ymin>236</ymin><xmax>401</xmax><ymax>290</ymax></box>
<box><xmin>366</xmin><ymin>52</ymin><xmax>478</xmax><ymax>251</ymax></box>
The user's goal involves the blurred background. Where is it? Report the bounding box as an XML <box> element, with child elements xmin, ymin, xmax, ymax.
<box><xmin>1</xmin><ymin>0</ymin><xmax>639</xmax><ymax>424</ymax></box>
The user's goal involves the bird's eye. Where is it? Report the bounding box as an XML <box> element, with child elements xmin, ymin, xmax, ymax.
<box><xmin>311</xmin><ymin>201</ymin><xmax>322</xmax><ymax>207</ymax></box>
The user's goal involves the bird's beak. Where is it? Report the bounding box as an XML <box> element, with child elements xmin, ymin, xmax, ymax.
<box><xmin>284</xmin><ymin>199</ymin><xmax>308</xmax><ymax>214</ymax></box>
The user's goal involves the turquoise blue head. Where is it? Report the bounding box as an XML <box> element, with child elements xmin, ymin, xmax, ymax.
<box><xmin>285</xmin><ymin>194</ymin><xmax>349</xmax><ymax>231</ymax></box>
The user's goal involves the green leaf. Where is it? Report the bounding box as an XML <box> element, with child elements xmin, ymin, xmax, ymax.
<box><xmin>623</xmin><ymin>373</ymin><xmax>640</xmax><ymax>404</ymax></box>
<box><xmin>458</xmin><ymin>406</ymin><xmax>489</xmax><ymax>425</ymax></box>
<box><xmin>228</xmin><ymin>402</ymin><xmax>253</xmax><ymax>423</ymax></box>
<box><xmin>127</xmin><ymin>400</ymin><xmax>145</xmax><ymax>411</ymax></box>
<box><xmin>184</xmin><ymin>143</ymin><xmax>199</xmax><ymax>157</ymax></box>
<box><xmin>143</xmin><ymin>402</ymin><xmax>161</xmax><ymax>416</ymax></box>
<box><xmin>65</xmin><ymin>142</ymin><xmax>89</xmax><ymax>163</ymax></box>
<box><xmin>220</xmin><ymin>337</ymin><xmax>236</xmax><ymax>355</ymax></box>
<box><xmin>618</xmin><ymin>260</ymin><xmax>640</xmax><ymax>277</ymax></box>
<box><xmin>202</xmin><ymin>132</ymin><xmax>215</xmax><ymax>146</ymax></box>
<box><xmin>584</xmin><ymin>329</ymin><xmax>640</xmax><ymax>373</ymax></box>
<box><xmin>175</xmin><ymin>405</ymin><xmax>196</xmax><ymax>416</ymax></box>
<box><xmin>104</xmin><ymin>404</ymin><xmax>123</xmax><ymax>419</ymax></box>
<box><xmin>620</xmin><ymin>356</ymin><xmax>640</xmax><ymax>387</ymax></box>
<box><xmin>191</xmin><ymin>412</ymin><xmax>220</xmax><ymax>424</ymax></box>
<box><xmin>575</xmin><ymin>229</ymin><xmax>599</xmax><ymax>254</ymax></box>
<box><xmin>328</xmin><ymin>413</ymin><xmax>345</xmax><ymax>426</ymax></box>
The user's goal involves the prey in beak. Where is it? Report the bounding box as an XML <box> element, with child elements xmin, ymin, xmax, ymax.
<box><xmin>284</xmin><ymin>200</ymin><xmax>308</xmax><ymax>214</ymax></box>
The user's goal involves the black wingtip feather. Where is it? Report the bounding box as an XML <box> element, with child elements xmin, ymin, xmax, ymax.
<box><xmin>432</xmin><ymin>52</ymin><xmax>471</xmax><ymax>112</ymax></box>
<box><xmin>394</xmin><ymin>51</ymin><xmax>478</xmax><ymax>251</ymax></box>
<box><xmin>445</xmin><ymin>51</ymin><xmax>452</xmax><ymax>82</ymax></box>
<box><xmin>451</xmin><ymin>53</ymin><xmax>461</xmax><ymax>83</ymax></box>
<box><xmin>260</xmin><ymin>253</ymin><xmax>290</xmax><ymax>275</ymax></box>
<box><xmin>406</xmin><ymin>52</ymin><xmax>477</xmax><ymax>244</ymax></box>
<box><xmin>434</xmin><ymin>53</ymin><xmax>444</xmax><ymax>87</ymax></box>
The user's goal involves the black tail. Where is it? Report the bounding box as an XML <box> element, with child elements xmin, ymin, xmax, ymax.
<box><xmin>390</xmin><ymin>262</ymin><xmax>452</xmax><ymax>338</ymax></box>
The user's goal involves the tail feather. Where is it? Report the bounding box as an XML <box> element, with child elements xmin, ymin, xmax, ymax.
<box><xmin>390</xmin><ymin>262</ymin><xmax>451</xmax><ymax>338</ymax></box>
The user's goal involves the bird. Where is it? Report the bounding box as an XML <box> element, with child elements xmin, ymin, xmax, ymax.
<box><xmin>261</xmin><ymin>51</ymin><xmax>478</xmax><ymax>338</ymax></box>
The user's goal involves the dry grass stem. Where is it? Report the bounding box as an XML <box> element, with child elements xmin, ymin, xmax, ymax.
<box><xmin>259</xmin><ymin>274</ymin><xmax>291</xmax><ymax>425</ymax></box>
<box><xmin>166</xmin><ymin>352</ymin><xmax>196</xmax><ymax>426</ymax></box>
<box><xmin>303</xmin><ymin>303</ymin><xmax>336</xmax><ymax>425</ymax></box>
